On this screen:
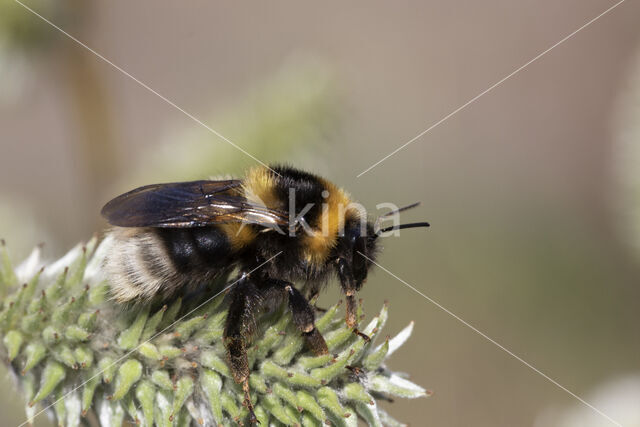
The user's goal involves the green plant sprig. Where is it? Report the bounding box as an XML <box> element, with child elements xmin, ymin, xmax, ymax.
<box><xmin>0</xmin><ymin>237</ymin><xmax>428</xmax><ymax>426</ymax></box>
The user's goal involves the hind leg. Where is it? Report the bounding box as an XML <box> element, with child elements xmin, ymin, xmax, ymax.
<box><xmin>223</xmin><ymin>274</ymin><xmax>261</xmax><ymax>423</ymax></box>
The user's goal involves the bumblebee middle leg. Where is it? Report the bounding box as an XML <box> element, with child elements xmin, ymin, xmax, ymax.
<box><xmin>262</xmin><ymin>279</ymin><xmax>329</xmax><ymax>356</ymax></box>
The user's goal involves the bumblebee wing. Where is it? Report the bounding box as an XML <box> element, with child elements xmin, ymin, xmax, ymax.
<box><xmin>101</xmin><ymin>179</ymin><xmax>288</xmax><ymax>228</ymax></box>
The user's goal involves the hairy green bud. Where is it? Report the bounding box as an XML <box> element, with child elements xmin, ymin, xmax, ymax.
<box><xmin>0</xmin><ymin>238</ymin><xmax>429</xmax><ymax>426</ymax></box>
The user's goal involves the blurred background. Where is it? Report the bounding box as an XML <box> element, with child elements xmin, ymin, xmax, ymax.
<box><xmin>1</xmin><ymin>0</ymin><xmax>640</xmax><ymax>425</ymax></box>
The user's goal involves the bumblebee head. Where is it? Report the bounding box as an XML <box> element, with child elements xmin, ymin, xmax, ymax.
<box><xmin>337</xmin><ymin>220</ymin><xmax>378</xmax><ymax>290</ymax></box>
<box><xmin>334</xmin><ymin>203</ymin><xmax>429</xmax><ymax>292</ymax></box>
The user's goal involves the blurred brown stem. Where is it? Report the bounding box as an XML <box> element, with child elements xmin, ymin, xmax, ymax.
<box><xmin>60</xmin><ymin>2</ymin><xmax>118</xmax><ymax>234</ymax></box>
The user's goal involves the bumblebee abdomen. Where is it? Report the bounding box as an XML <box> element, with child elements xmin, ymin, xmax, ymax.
<box><xmin>105</xmin><ymin>226</ymin><xmax>236</xmax><ymax>302</ymax></box>
<box><xmin>156</xmin><ymin>227</ymin><xmax>233</xmax><ymax>272</ymax></box>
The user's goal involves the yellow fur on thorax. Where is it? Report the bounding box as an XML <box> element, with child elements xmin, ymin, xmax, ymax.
<box><xmin>219</xmin><ymin>222</ymin><xmax>257</xmax><ymax>251</ymax></box>
<box><xmin>243</xmin><ymin>167</ymin><xmax>282</xmax><ymax>210</ymax></box>
<box><xmin>304</xmin><ymin>177</ymin><xmax>353</xmax><ymax>265</ymax></box>
<box><xmin>243</xmin><ymin>166</ymin><xmax>357</xmax><ymax>266</ymax></box>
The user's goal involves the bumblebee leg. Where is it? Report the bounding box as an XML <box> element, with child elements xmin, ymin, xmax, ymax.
<box><xmin>336</xmin><ymin>258</ymin><xmax>370</xmax><ymax>342</ymax></box>
<box><xmin>223</xmin><ymin>275</ymin><xmax>260</xmax><ymax>424</ymax></box>
<box><xmin>287</xmin><ymin>283</ymin><xmax>329</xmax><ymax>355</ymax></box>
<box><xmin>263</xmin><ymin>279</ymin><xmax>328</xmax><ymax>356</ymax></box>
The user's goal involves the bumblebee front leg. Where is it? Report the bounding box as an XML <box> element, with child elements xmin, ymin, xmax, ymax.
<box><xmin>263</xmin><ymin>279</ymin><xmax>328</xmax><ymax>355</ymax></box>
<box><xmin>336</xmin><ymin>258</ymin><xmax>370</xmax><ymax>342</ymax></box>
<box><xmin>223</xmin><ymin>274</ymin><xmax>261</xmax><ymax>424</ymax></box>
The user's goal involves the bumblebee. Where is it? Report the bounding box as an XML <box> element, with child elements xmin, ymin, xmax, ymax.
<box><xmin>101</xmin><ymin>165</ymin><xmax>428</xmax><ymax>422</ymax></box>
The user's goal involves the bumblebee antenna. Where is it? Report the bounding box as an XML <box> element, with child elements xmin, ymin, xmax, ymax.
<box><xmin>379</xmin><ymin>202</ymin><xmax>421</xmax><ymax>218</ymax></box>
<box><xmin>376</xmin><ymin>221</ymin><xmax>430</xmax><ymax>236</ymax></box>
<box><xmin>374</xmin><ymin>201</ymin><xmax>422</xmax><ymax>231</ymax></box>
